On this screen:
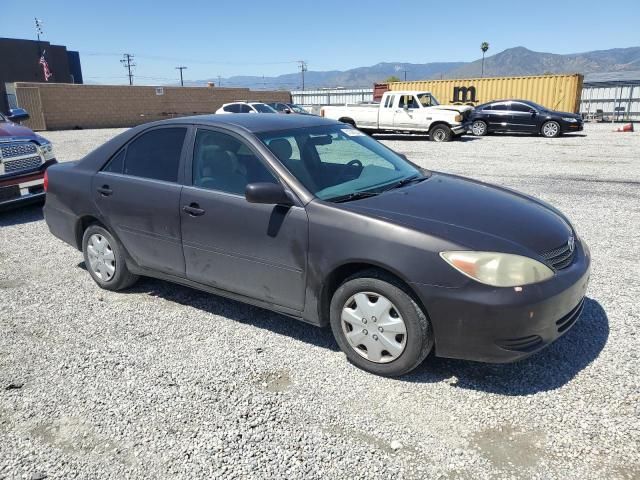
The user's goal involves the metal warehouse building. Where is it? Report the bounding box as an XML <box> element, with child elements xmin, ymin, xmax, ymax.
<box><xmin>580</xmin><ymin>71</ymin><xmax>640</xmax><ymax>121</ymax></box>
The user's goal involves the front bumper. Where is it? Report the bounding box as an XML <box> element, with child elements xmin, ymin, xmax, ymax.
<box><xmin>411</xmin><ymin>240</ymin><xmax>591</xmax><ymax>363</ymax></box>
<box><xmin>564</xmin><ymin>122</ymin><xmax>584</xmax><ymax>132</ymax></box>
<box><xmin>452</xmin><ymin>122</ymin><xmax>471</xmax><ymax>135</ymax></box>
<box><xmin>0</xmin><ymin>159</ymin><xmax>57</xmax><ymax>210</ymax></box>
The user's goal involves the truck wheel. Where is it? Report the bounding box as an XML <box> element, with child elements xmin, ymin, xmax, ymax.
<box><xmin>430</xmin><ymin>124</ymin><xmax>452</xmax><ymax>142</ymax></box>
<box><xmin>329</xmin><ymin>270</ymin><xmax>434</xmax><ymax>377</ymax></box>
<box><xmin>82</xmin><ymin>224</ymin><xmax>139</xmax><ymax>291</ymax></box>
<box><xmin>339</xmin><ymin>118</ymin><xmax>356</xmax><ymax>128</ymax></box>
<box><xmin>471</xmin><ymin>120</ymin><xmax>488</xmax><ymax>136</ymax></box>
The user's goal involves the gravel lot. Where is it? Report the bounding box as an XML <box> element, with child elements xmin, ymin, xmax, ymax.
<box><xmin>1</xmin><ymin>124</ymin><xmax>638</xmax><ymax>479</ymax></box>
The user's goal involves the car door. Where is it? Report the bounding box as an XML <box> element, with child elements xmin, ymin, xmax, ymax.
<box><xmin>486</xmin><ymin>102</ymin><xmax>511</xmax><ymax>131</ymax></box>
<box><xmin>180</xmin><ymin>127</ymin><xmax>308</xmax><ymax>311</ymax></box>
<box><xmin>393</xmin><ymin>95</ymin><xmax>423</xmax><ymax>130</ymax></box>
<box><xmin>378</xmin><ymin>94</ymin><xmax>396</xmax><ymax>129</ymax></box>
<box><xmin>509</xmin><ymin>102</ymin><xmax>539</xmax><ymax>133</ymax></box>
<box><xmin>92</xmin><ymin>126</ymin><xmax>189</xmax><ymax>276</ymax></box>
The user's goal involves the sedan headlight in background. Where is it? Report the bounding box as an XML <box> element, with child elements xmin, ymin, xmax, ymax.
<box><xmin>440</xmin><ymin>251</ymin><xmax>554</xmax><ymax>287</ymax></box>
<box><xmin>39</xmin><ymin>142</ymin><xmax>55</xmax><ymax>161</ymax></box>
<box><xmin>562</xmin><ymin>117</ymin><xmax>578</xmax><ymax>123</ymax></box>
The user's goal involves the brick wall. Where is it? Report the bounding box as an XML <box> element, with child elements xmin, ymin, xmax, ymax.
<box><xmin>14</xmin><ymin>82</ymin><xmax>291</xmax><ymax>130</ymax></box>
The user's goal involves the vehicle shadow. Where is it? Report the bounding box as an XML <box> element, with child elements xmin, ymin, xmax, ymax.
<box><xmin>0</xmin><ymin>202</ymin><xmax>45</xmax><ymax>227</ymax></box>
<box><xmin>487</xmin><ymin>132</ymin><xmax>588</xmax><ymax>138</ymax></box>
<box><xmin>403</xmin><ymin>297</ymin><xmax>608</xmax><ymax>395</ymax></box>
<box><xmin>374</xmin><ymin>134</ymin><xmax>481</xmax><ymax>142</ymax></box>
<box><xmin>82</xmin><ymin>266</ymin><xmax>607</xmax><ymax>394</ymax></box>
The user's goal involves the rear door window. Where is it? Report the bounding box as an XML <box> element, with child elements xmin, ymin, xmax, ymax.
<box><xmin>239</xmin><ymin>104</ymin><xmax>253</xmax><ymax>113</ymax></box>
<box><xmin>123</xmin><ymin>128</ymin><xmax>187</xmax><ymax>182</ymax></box>
<box><xmin>511</xmin><ymin>103</ymin><xmax>532</xmax><ymax>112</ymax></box>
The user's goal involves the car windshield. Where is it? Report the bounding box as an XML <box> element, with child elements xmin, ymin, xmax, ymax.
<box><xmin>258</xmin><ymin>124</ymin><xmax>423</xmax><ymax>201</ymax></box>
<box><xmin>252</xmin><ymin>103</ymin><xmax>277</xmax><ymax>113</ymax></box>
<box><xmin>524</xmin><ymin>100</ymin><xmax>547</xmax><ymax>111</ymax></box>
<box><xmin>418</xmin><ymin>93</ymin><xmax>438</xmax><ymax>107</ymax></box>
<box><xmin>289</xmin><ymin>104</ymin><xmax>307</xmax><ymax>113</ymax></box>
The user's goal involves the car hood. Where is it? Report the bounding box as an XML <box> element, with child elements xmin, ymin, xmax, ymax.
<box><xmin>428</xmin><ymin>104</ymin><xmax>474</xmax><ymax>114</ymax></box>
<box><xmin>0</xmin><ymin>121</ymin><xmax>36</xmax><ymax>139</ymax></box>
<box><xmin>340</xmin><ymin>172</ymin><xmax>573</xmax><ymax>256</ymax></box>
<box><xmin>551</xmin><ymin>110</ymin><xmax>581</xmax><ymax>119</ymax></box>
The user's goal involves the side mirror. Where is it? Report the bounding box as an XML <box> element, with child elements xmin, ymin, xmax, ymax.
<box><xmin>283</xmin><ymin>108</ymin><xmax>292</xmax><ymax>114</ymax></box>
<box><xmin>402</xmin><ymin>104</ymin><xmax>409</xmax><ymax>110</ymax></box>
<box><xmin>245</xmin><ymin>183</ymin><xmax>293</xmax><ymax>206</ymax></box>
<box><xmin>7</xmin><ymin>108</ymin><xmax>30</xmax><ymax>123</ymax></box>
<box><xmin>529</xmin><ymin>109</ymin><xmax>537</xmax><ymax>115</ymax></box>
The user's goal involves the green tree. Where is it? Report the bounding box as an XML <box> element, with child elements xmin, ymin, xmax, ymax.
<box><xmin>384</xmin><ymin>75</ymin><xmax>402</xmax><ymax>83</ymax></box>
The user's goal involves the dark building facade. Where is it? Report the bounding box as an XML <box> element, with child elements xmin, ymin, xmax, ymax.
<box><xmin>0</xmin><ymin>37</ymin><xmax>83</xmax><ymax>112</ymax></box>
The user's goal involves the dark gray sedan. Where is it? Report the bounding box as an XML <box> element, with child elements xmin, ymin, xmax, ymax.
<box><xmin>44</xmin><ymin>114</ymin><xmax>590</xmax><ymax>376</ymax></box>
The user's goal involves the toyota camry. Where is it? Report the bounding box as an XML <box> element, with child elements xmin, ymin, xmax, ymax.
<box><xmin>44</xmin><ymin>114</ymin><xmax>590</xmax><ymax>376</ymax></box>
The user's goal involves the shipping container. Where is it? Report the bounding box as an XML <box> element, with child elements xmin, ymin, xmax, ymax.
<box><xmin>387</xmin><ymin>74</ymin><xmax>583</xmax><ymax>113</ymax></box>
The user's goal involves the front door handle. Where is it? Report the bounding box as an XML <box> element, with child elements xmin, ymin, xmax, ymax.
<box><xmin>183</xmin><ymin>203</ymin><xmax>205</xmax><ymax>216</ymax></box>
<box><xmin>97</xmin><ymin>185</ymin><xmax>113</xmax><ymax>196</ymax></box>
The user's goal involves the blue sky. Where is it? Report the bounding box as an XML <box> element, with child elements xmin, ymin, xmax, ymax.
<box><xmin>2</xmin><ymin>0</ymin><xmax>639</xmax><ymax>85</ymax></box>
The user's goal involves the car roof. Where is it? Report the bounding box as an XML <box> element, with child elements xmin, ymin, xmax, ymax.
<box><xmin>156</xmin><ymin>113</ymin><xmax>337</xmax><ymax>133</ymax></box>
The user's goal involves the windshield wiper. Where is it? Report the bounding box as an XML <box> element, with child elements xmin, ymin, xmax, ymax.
<box><xmin>382</xmin><ymin>174</ymin><xmax>426</xmax><ymax>192</ymax></box>
<box><xmin>326</xmin><ymin>190</ymin><xmax>380</xmax><ymax>203</ymax></box>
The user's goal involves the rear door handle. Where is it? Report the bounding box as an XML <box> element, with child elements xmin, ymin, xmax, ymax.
<box><xmin>183</xmin><ymin>203</ymin><xmax>205</xmax><ymax>216</ymax></box>
<box><xmin>97</xmin><ymin>185</ymin><xmax>113</xmax><ymax>196</ymax></box>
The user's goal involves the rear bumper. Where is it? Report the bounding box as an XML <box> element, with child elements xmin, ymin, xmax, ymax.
<box><xmin>0</xmin><ymin>159</ymin><xmax>57</xmax><ymax>210</ymax></box>
<box><xmin>411</xmin><ymin>240</ymin><xmax>591</xmax><ymax>363</ymax></box>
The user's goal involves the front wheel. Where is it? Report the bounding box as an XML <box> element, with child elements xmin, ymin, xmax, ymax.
<box><xmin>429</xmin><ymin>124</ymin><xmax>452</xmax><ymax>142</ymax></box>
<box><xmin>471</xmin><ymin>120</ymin><xmax>488</xmax><ymax>136</ymax></box>
<box><xmin>329</xmin><ymin>271</ymin><xmax>434</xmax><ymax>376</ymax></box>
<box><xmin>541</xmin><ymin>120</ymin><xmax>561</xmax><ymax>138</ymax></box>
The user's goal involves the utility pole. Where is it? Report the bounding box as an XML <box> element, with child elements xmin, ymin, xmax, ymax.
<box><xmin>121</xmin><ymin>53</ymin><xmax>135</xmax><ymax>85</ymax></box>
<box><xmin>34</xmin><ymin>18</ymin><xmax>44</xmax><ymax>56</ymax></box>
<box><xmin>402</xmin><ymin>69</ymin><xmax>408</xmax><ymax>81</ymax></box>
<box><xmin>298</xmin><ymin>60</ymin><xmax>307</xmax><ymax>91</ymax></box>
<box><xmin>218</xmin><ymin>75</ymin><xmax>222</xmax><ymax>87</ymax></box>
<box><xmin>176</xmin><ymin>66</ymin><xmax>187</xmax><ymax>86</ymax></box>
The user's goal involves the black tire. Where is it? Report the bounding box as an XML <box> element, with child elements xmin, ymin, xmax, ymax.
<box><xmin>471</xmin><ymin>120</ymin><xmax>488</xmax><ymax>136</ymax></box>
<box><xmin>429</xmin><ymin>124</ymin><xmax>452</xmax><ymax>142</ymax></box>
<box><xmin>329</xmin><ymin>270</ymin><xmax>434</xmax><ymax>377</ymax></box>
<box><xmin>82</xmin><ymin>224</ymin><xmax>139</xmax><ymax>291</ymax></box>
<box><xmin>339</xmin><ymin>118</ymin><xmax>356</xmax><ymax>128</ymax></box>
<box><xmin>541</xmin><ymin>120</ymin><xmax>561</xmax><ymax>138</ymax></box>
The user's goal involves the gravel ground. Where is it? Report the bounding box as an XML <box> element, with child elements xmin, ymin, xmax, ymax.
<box><xmin>1</xmin><ymin>124</ymin><xmax>638</xmax><ymax>479</ymax></box>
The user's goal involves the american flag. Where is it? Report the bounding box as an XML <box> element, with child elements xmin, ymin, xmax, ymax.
<box><xmin>39</xmin><ymin>51</ymin><xmax>52</xmax><ymax>81</ymax></box>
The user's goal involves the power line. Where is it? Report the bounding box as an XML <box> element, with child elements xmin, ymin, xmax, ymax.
<box><xmin>120</xmin><ymin>53</ymin><xmax>136</xmax><ymax>85</ymax></box>
<box><xmin>175</xmin><ymin>66</ymin><xmax>187</xmax><ymax>86</ymax></box>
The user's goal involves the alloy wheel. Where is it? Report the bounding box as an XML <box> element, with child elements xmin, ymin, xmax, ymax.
<box><xmin>472</xmin><ymin>121</ymin><xmax>487</xmax><ymax>136</ymax></box>
<box><xmin>341</xmin><ymin>292</ymin><xmax>407</xmax><ymax>363</ymax></box>
<box><xmin>543</xmin><ymin>122</ymin><xmax>559</xmax><ymax>137</ymax></box>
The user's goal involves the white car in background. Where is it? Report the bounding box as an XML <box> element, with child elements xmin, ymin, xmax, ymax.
<box><xmin>216</xmin><ymin>102</ymin><xmax>277</xmax><ymax>114</ymax></box>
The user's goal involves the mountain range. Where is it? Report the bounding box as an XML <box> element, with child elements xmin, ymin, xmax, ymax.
<box><xmin>185</xmin><ymin>46</ymin><xmax>640</xmax><ymax>90</ymax></box>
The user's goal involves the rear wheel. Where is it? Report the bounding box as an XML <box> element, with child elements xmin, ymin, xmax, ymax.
<box><xmin>429</xmin><ymin>124</ymin><xmax>452</xmax><ymax>142</ymax></box>
<box><xmin>82</xmin><ymin>224</ymin><xmax>138</xmax><ymax>291</ymax></box>
<box><xmin>471</xmin><ymin>120</ymin><xmax>488</xmax><ymax>136</ymax></box>
<box><xmin>329</xmin><ymin>271</ymin><xmax>433</xmax><ymax>376</ymax></box>
<box><xmin>541</xmin><ymin>120</ymin><xmax>561</xmax><ymax>138</ymax></box>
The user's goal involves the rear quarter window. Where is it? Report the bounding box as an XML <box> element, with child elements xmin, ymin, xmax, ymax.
<box><xmin>123</xmin><ymin>128</ymin><xmax>187</xmax><ymax>182</ymax></box>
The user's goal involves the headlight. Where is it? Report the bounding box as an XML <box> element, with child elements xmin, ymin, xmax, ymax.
<box><xmin>562</xmin><ymin>117</ymin><xmax>577</xmax><ymax>123</ymax></box>
<box><xmin>440</xmin><ymin>251</ymin><xmax>554</xmax><ymax>287</ymax></box>
<box><xmin>39</xmin><ymin>142</ymin><xmax>55</xmax><ymax>161</ymax></box>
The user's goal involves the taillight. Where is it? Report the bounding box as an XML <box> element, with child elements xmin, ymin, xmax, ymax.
<box><xmin>44</xmin><ymin>170</ymin><xmax>48</xmax><ymax>192</ymax></box>
<box><xmin>320</xmin><ymin>108</ymin><xmax>325</xmax><ymax>117</ymax></box>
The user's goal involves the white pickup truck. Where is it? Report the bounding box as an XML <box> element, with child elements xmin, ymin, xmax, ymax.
<box><xmin>320</xmin><ymin>91</ymin><xmax>473</xmax><ymax>142</ymax></box>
